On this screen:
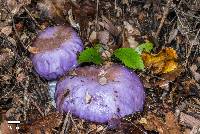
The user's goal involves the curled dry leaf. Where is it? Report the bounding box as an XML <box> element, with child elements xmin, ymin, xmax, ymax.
<box><xmin>179</xmin><ymin>112</ymin><xmax>200</xmax><ymax>128</ymax></box>
<box><xmin>100</xmin><ymin>16</ymin><xmax>120</xmax><ymax>37</ymax></box>
<box><xmin>140</xmin><ymin>112</ymin><xmax>181</xmax><ymax>134</ymax></box>
<box><xmin>0</xmin><ymin>26</ymin><xmax>12</xmax><ymax>36</ymax></box>
<box><xmin>89</xmin><ymin>30</ymin><xmax>110</xmax><ymax>45</ymax></box>
<box><xmin>28</xmin><ymin>46</ymin><xmax>39</xmax><ymax>54</ymax></box>
<box><xmin>190</xmin><ymin>64</ymin><xmax>200</xmax><ymax>81</ymax></box>
<box><xmin>37</xmin><ymin>0</ymin><xmax>66</xmax><ymax>18</ymax></box>
<box><xmin>165</xmin><ymin>112</ymin><xmax>182</xmax><ymax>134</ymax></box>
<box><xmin>0</xmin><ymin>48</ymin><xmax>15</xmax><ymax>70</ymax></box>
<box><xmin>0</xmin><ymin>111</ymin><xmax>18</xmax><ymax>134</ymax></box>
<box><xmin>142</xmin><ymin>47</ymin><xmax>178</xmax><ymax>74</ymax></box>
<box><xmin>72</xmin><ymin>0</ymin><xmax>96</xmax><ymax>17</ymax></box>
<box><xmin>0</xmin><ymin>120</ymin><xmax>18</xmax><ymax>134</ymax></box>
<box><xmin>155</xmin><ymin>67</ymin><xmax>183</xmax><ymax>88</ymax></box>
<box><xmin>123</xmin><ymin>21</ymin><xmax>140</xmax><ymax>49</ymax></box>
<box><xmin>7</xmin><ymin>0</ymin><xmax>31</xmax><ymax>15</ymax></box>
<box><xmin>20</xmin><ymin>112</ymin><xmax>63</xmax><ymax>133</ymax></box>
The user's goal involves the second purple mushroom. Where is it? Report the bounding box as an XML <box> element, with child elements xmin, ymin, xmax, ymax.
<box><xmin>31</xmin><ymin>26</ymin><xmax>83</xmax><ymax>80</ymax></box>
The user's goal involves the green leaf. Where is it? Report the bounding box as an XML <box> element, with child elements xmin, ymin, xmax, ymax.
<box><xmin>135</xmin><ymin>41</ymin><xmax>153</xmax><ymax>54</ymax></box>
<box><xmin>113</xmin><ymin>48</ymin><xmax>144</xmax><ymax>70</ymax></box>
<box><xmin>78</xmin><ymin>48</ymin><xmax>102</xmax><ymax>65</ymax></box>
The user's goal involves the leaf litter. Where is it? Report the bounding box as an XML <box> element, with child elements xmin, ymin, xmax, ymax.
<box><xmin>0</xmin><ymin>0</ymin><xmax>200</xmax><ymax>134</ymax></box>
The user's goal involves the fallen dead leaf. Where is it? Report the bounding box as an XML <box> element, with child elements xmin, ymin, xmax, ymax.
<box><xmin>165</xmin><ymin>112</ymin><xmax>182</xmax><ymax>134</ymax></box>
<box><xmin>7</xmin><ymin>0</ymin><xmax>31</xmax><ymax>15</ymax></box>
<box><xmin>89</xmin><ymin>30</ymin><xmax>110</xmax><ymax>45</ymax></box>
<box><xmin>179</xmin><ymin>112</ymin><xmax>200</xmax><ymax>128</ymax></box>
<box><xmin>28</xmin><ymin>47</ymin><xmax>39</xmax><ymax>54</ymax></box>
<box><xmin>190</xmin><ymin>64</ymin><xmax>200</xmax><ymax>81</ymax></box>
<box><xmin>182</xmin><ymin>79</ymin><xmax>196</xmax><ymax>94</ymax></box>
<box><xmin>0</xmin><ymin>48</ymin><xmax>15</xmax><ymax>69</ymax></box>
<box><xmin>37</xmin><ymin>0</ymin><xmax>66</xmax><ymax>19</ymax></box>
<box><xmin>142</xmin><ymin>47</ymin><xmax>178</xmax><ymax>74</ymax></box>
<box><xmin>100</xmin><ymin>16</ymin><xmax>120</xmax><ymax>37</ymax></box>
<box><xmin>0</xmin><ymin>26</ymin><xmax>12</xmax><ymax>36</ymax></box>
<box><xmin>97</xmin><ymin>31</ymin><xmax>110</xmax><ymax>45</ymax></box>
<box><xmin>155</xmin><ymin>67</ymin><xmax>183</xmax><ymax>87</ymax></box>
<box><xmin>20</xmin><ymin>112</ymin><xmax>63</xmax><ymax>133</ymax></box>
<box><xmin>122</xmin><ymin>21</ymin><xmax>140</xmax><ymax>49</ymax></box>
<box><xmin>0</xmin><ymin>120</ymin><xmax>18</xmax><ymax>134</ymax></box>
<box><xmin>140</xmin><ymin>112</ymin><xmax>182</xmax><ymax>134</ymax></box>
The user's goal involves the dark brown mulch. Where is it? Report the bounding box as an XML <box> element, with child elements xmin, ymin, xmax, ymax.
<box><xmin>0</xmin><ymin>0</ymin><xmax>199</xmax><ymax>133</ymax></box>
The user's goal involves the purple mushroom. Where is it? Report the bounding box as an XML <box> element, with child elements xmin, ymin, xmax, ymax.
<box><xmin>31</xmin><ymin>26</ymin><xmax>83</xmax><ymax>80</ymax></box>
<box><xmin>55</xmin><ymin>64</ymin><xmax>145</xmax><ymax>123</ymax></box>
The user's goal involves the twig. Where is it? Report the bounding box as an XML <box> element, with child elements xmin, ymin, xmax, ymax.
<box><xmin>23</xmin><ymin>7</ymin><xmax>42</xmax><ymax>30</ymax></box>
<box><xmin>95</xmin><ymin>0</ymin><xmax>99</xmax><ymax>31</ymax></box>
<box><xmin>70</xmin><ymin>114</ymin><xmax>80</xmax><ymax>133</ymax></box>
<box><xmin>60</xmin><ymin>111</ymin><xmax>70</xmax><ymax>134</ymax></box>
<box><xmin>30</xmin><ymin>97</ymin><xmax>44</xmax><ymax>117</ymax></box>
<box><xmin>185</xmin><ymin>28</ymin><xmax>200</xmax><ymax>65</ymax></box>
<box><xmin>154</xmin><ymin>0</ymin><xmax>173</xmax><ymax>38</ymax></box>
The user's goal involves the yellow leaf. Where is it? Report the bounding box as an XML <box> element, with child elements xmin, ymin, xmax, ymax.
<box><xmin>142</xmin><ymin>47</ymin><xmax>178</xmax><ymax>74</ymax></box>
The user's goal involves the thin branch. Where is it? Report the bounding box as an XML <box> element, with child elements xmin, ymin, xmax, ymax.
<box><xmin>154</xmin><ymin>0</ymin><xmax>173</xmax><ymax>38</ymax></box>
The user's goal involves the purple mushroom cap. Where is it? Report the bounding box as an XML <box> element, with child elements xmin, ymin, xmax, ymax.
<box><xmin>55</xmin><ymin>64</ymin><xmax>145</xmax><ymax>123</ymax></box>
<box><xmin>31</xmin><ymin>26</ymin><xmax>83</xmax><ymax>80</ymax></box>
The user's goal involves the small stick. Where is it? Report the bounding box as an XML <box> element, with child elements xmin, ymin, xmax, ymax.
<box><xmin>95</xmin><ymin>0</ymin><xmax>99</xmax><ymax>31</ymax></box>
<box><xmin>30</xmin><ymin>97</ymin><xmax>44</xmax><ymax>117</ymax></box>
<box><xmin>70</xmin><ymin>114</ymin><xmax>80</xmax><ymax>133</ymax></box>
<box><xmin>185</xmin><ymin>28</ymin><xmax>200</xmax><ymax>65</ymax></box>
<box><xmin>154</xmin><ymin>0</ymin><xmax>173</xmax><ymax>38</ymax></box>
<box><xmin>60</xmin><ymin>111</ymin><xmax>70</xmax><ymax>134</ymax></box>
<box><xmin>23</xmin><ymin>7</ymin><xmax>42</xmax><ymax>30</ymax></box>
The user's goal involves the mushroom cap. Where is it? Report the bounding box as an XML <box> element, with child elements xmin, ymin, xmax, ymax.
<box><xmin>31</xmin><ymin>26</ymin><xmax>83</xmax><ymax>80</ymax></box>
<box><xmin>55</xmin><ymin>64</ymin><xmax>145</xmax><ymax>123</ymax></box>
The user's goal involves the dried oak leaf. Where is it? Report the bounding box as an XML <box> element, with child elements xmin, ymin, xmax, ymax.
<box><xmin>142</xmin><ymin>47</ymin><xmax>178</xmax><ymax>74</ymax></box>
<box><xmin>122</xmin><ymin>21</ymin><xmax>140</xmax><ymax>49</ymax></box>
<box><xmin>7</xmin><ymin>0</ymin><xmax>31</xmax><ymax>15</ymax></box>
<box><xmin>0</xmin><ymin>120</ymin><xmax>18</xmax><ymax>134</ymax></box>
<box><xmin>165</xmin><ymin>112</ymin><xmax>182</xmax><ymax>134</ymax></box>
<box><xmin>140</xmin><ymin>112</ymin><xmax>182</xmax><ymax>134</ymax></box>
<box><xmin>155</xmin><ymin>67</ymin><xmax>183</xmax><ymax>87</ymax></box>
<box><xmin>20</xmin><ymin>112</ymin><xmax>62</xmax><ymax>133</ymax></box>
<box><xmin>0</xmin><ymin>48</ymin><xmax>15</xmax><ymax>71</ymax></box>
<box><xmin>37</xmin><ymin>0</ymin><xmax>71</xmax><ymax>18</ymax></box>
<box><xmin>190</xmin><ymin>64</ymin><xmax>200</xmax><ymax>81</ymax></box>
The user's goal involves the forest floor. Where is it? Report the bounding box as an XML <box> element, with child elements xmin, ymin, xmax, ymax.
<box><xmin>0</xmin><ymin>0</ymin><xmax>200</xmax><ymax>134</ymax></box>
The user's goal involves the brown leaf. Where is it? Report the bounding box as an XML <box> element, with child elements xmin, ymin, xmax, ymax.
<box><xmin>179</xmin><ymin>112</ymin><xmax>200</xmax><ymax>128</ymax></box>
<box><xmin>97</xmin><ymin>31</ymin><xmax>110</xmax><ymax>45</ymax></box>
<box><xmin>155</xmin><ymin>67</ymin><xmax>183</xmax><ymax>87</ymax></box>
<box><xmin>165</xmin><ymin>112</ymin><xmax>181</xmax><ymax>134</ymax></box>
<box><xmin>0</xmin><ymin>111</ymin><xmax>18</xmax><ymax>134</ymax></box>
<box><xmin>89</xmin><ymin>30</ymin><xmax>110</xmax><ymax>45</ymax></box>
<box><xmin>122</xmin><ymin>21</ymin><xmax>140</xmax><ymax>49</ymax></box>
<box><xmin>190</xmin><ymin>64</ymin><xmax>200</xmax><ymax>81</ymax></box>
<box><xmin>140</xmin><ymin>112</ymin><xmax>182</xmax><ymax>134</ymax></box>
<box><xmin>141</xmin><ymin>113</ymin><xmax>165</xmax><ymax>134</ymax></box>
<box><xmin>0</xmin><ymin>120</ymin><xmax>18</xmax><ymax>134</ymax></box>
<box><xmin>37</xmin><ymin>0</ymin><xmax>70</xmax><ymax>25</ymax></box>
<box><xmin>73</xmin><ymin>0</ymin><xmax>96</xmax><ymax>17</ymax></box>
<box><xmin>28</xmin><ymin>47</ymin><xmax>39</xmax><ymax>54</ymax></box>
<box><xmin>0</xmin><ymin>26</ymin><xmax>12</xmax><ymax>36</ymax></box>
<box><xmin>7</xmin><ymin>0</ymin><xmax>31</xmax><ymax>15</ymax></box>
<box><xmin>0</xmin><ymin>48</ymin><xmax>15</xmax><ymax>70</ymax></box>
<box><xmin>20</xmin><ymin>112</ymin><xmax>63</xmax><ymax>133</ymax></box>
<box><xmin>100</xmin><ymin>16</ymin><xmax>120</xmax><ymax>37</ymax></box>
